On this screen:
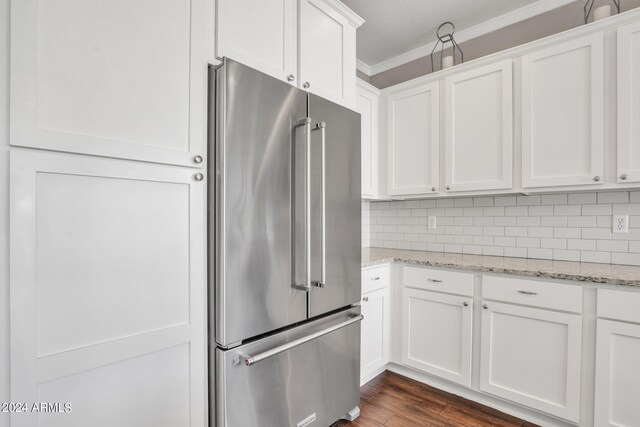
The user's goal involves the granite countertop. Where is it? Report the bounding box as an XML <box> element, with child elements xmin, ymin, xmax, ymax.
<box><xmin>362</xmin><ymin>247</ymin><xmax>640</xmax><ymax>287</ymax></box>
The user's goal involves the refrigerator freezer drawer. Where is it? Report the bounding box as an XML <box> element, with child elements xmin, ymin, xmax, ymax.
<box><xmin>215</xmin><ymin>308</ymin><xmax>361</xmax><ymax>427</ymax></box>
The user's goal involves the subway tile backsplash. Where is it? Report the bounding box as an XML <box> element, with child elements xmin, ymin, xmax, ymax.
<box><xmin>362</xmin><ymin>191</ymin><xmax>640</xmax><ymax>266</ymax></box>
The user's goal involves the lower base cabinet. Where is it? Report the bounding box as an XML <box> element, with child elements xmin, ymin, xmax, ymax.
<box><xmin>480</xmin><ymin>301</ymin><xmax>582</xmax><ymax>423</ymax></box>
<box><xmin>360</xmin><ymin>287</ymin><xmax>390</xmax><ymax>384</ymax></box>
<box><xmin>401</xmin><ymin>288</ymin><xmax>473</xmax><ymax>387</ymax></box>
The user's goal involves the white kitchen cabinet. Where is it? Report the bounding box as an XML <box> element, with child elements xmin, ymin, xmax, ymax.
<box><xmin>216</xmin><ymin>0</ymin><xmax>297</xmax><ymax>84</ymax></box>
<box><xmin>480</xmin><ymin>301</ymin><xmax>582</xmax><ymax>422</ymax></box>
<box><xmin>594</xmin><ymin>319</ymin><xmax>640</xmax><ymax>427</ymax></box>
<box><xmin>401</xmin><ymin>288</ymin><xmax>473</xmax><ymax>387</ymax></box>
<box><xmin>617</xmin><ymin>20</ymin><xmax>640</xmax><ymax>184</ymax></box>
<box><xmin>298</xmin><ymin>0</ymin><xmax>363</xmax><ymax>108</ymax></box>
<box><xmin>444</xmin><ymin>60</ymin><xmax>513</xmax><ymax>192</ymax></box>
<box><xmin>521</xmin><ymin>33</ymin><xmax>604</xmax><ymax>188</ymax></box>
<box><xmin>10</xmin><ymin>0</ymin><xmax>208</xmax><ymax>167</ymax></box>
<box><xmin>360</xmin><ymin>287</ymin><xmax>390</xmax><ymax>384</ymax></box>
<box><xmin>9</xmin><ymin>150</ymin><xmax>207</xmax><ymax>427</ymax></box>
<box><xmin>357</xmin><ymin>79</ymin><xmax>380</xmax><ymax>199</ymax></box>
<box><xmin>386</xmin><ymin>82</ymin><xmax>440</xmax><ymax>196</ymax></box>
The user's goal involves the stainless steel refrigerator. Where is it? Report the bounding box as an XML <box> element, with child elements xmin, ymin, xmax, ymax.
<box><xmin>208</xmin><ymin>59</ymin><xmax>362</xmax><ymax>427</ymax></box>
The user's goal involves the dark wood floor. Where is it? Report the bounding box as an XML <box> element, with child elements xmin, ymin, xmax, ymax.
<box><xmin>334</xmin><ymin>371</ymin><xmax>540</xmax><ymax>427</ymax></box>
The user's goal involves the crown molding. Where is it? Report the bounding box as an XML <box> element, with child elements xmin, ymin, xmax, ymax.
<box><xmin>356</xmin><ymin>59</ymin><xmax>372</xmax><ymax>76</ymax></box>
<box><xmin>360</xmin><ymin>0</ymin><xmax>576</xmax><ymax>76</ymax></box>
<box><xmin>321</xmin><ymin>0</ymin><xmax>365</xmax><ymax>28</ymax></box>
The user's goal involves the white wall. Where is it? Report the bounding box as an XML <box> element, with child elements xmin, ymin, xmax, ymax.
<box><xmin>0</xmin><ymin>0</ymin><xmax>10</xmax><ymax>425</ymax></box>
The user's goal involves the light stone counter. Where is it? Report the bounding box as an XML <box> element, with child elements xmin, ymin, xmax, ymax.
<box><xmin>362</xmin><ymin>247</ymin><xmax>640</xmax><ymax>287</ymax></box>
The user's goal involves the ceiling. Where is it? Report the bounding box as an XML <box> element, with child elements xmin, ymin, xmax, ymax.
<box><xmin>342</xmin><ymin>0</ymin><xmax>564</xmax><ymax>68</ymax></box>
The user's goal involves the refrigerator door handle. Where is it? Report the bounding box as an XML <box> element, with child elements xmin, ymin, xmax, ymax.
<box><xmin>312</xmin><ymin>122</ymin><xmax>327</xmax><ymax>288</ymax></box>
<box><xmin>292</xmin><ymin>117</ymin><xmax>313</xmax><ymax>292</ymax></box>
<box><xmin>239</xmin><ymin>314</ymin><xmax>363</xmax><ymax>366</ymax></box>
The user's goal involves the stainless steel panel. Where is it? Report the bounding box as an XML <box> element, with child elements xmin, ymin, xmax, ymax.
<box><xmin>213</xmin><ymin>59</ymin><xmax>309</xmax><ymax>346</ymax></box>
<box><xmin>308</xmin><ymin>95</ymin><xmax>362</xmax><ymax>317</ymax></box>
<box><xmin>216</xmin><ymin>308</ymin><xmax>361</xmax><ymax>427</ymax></box>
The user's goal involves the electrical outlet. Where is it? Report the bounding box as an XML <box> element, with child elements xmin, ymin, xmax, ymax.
<box><xmin>428</xmin><ymin>216</ymin><xmax>437</xmax><ymax>229</ymax></box>
<box><xmin>613</xmin><ymin>215</ymin><xmax>629</xmax><ymax>234</ymax></box>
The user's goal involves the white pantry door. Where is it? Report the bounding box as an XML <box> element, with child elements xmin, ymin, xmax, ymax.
<box><xmin>217</xmin><ymin>0</ymin><xmax>298</xmax><ymax>85</ymax></box>
<box><xmin>617</xmin><ymin>20</ymin><xmax>640</xmax><ymax>184</ymax></box>
<box><xmin>521</xmin><ymin>33</ymin><xmax>604</xmax><ymax>188</ymax></box>
<box><xmin>386</xmin><ymin>82</ymin><xmax>440</xmax><ymax>196</ymax></box>
<box><xmin>9</xmin><ymin>150</ymin><xmax>207</xmax><ymax>427</ymax></box>
<box><xmin>10</xmin><ymin>0</ymin><xmax>207</xmax><ymax>167</ymax></box>
<box><xmin>594</xmin><ymin>319</ymin><xmax>640</xmax><ymax>427</ymax></box>
<box><xmin>444</xmin><ymin>60</ymin><xmax>513</xmax><ymax>192</ymax></box>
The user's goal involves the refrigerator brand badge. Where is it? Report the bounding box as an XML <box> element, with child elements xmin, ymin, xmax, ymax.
<box><xmin>297</xmin><ymin>413</ymin><xmax>316</xmax><ymax>427</ymax></box>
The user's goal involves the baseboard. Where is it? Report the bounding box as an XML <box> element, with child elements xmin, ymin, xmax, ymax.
<box><xmin>383</xmin><ymin>363</ymin><xmax>578</xmax><ymax>427</ymax></box>
<box><xmin>360</xmin><ymin>365</ymin><xmax>388</xmax><ymax>386</ymax></box>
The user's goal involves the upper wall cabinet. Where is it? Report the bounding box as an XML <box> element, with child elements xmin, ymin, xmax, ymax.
<box><xmin>10</xmin><ymin>0</ymin><xmax>207</xmax><ymax>167</ymax></box>
<box><xmin>357</xmin><ymin>79</ymin><xmax>380</xmax><ymax>199</ymax></box>
<box><xmin>521</xmin><ymin>33</ymin><xmax>605</xmax><ymax>188</ymax></box>
<box><xmin>298</xmin><ymin>0</ymin><xmax>362</xmax><ymax>108</ymax></box>
<box><xmin>217</xmin><ymin>0</ymin><xmax>297</xmax><ymax>85</ymax></box>
<box><xmin>444</xmin><ymin>60</ymin><xmax>513</xmax><ymax>193</ymax></box>
<box><xmin>386</xmin><ymin>83</ymin><xmax>440</xmax><ymax>196</ymax></box>
<box><xmin>617</xmin><ymin>20</ymin><xmax>640</xmax><ymax>184</ymax></box>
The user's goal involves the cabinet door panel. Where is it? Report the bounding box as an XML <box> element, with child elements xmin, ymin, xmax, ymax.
<box><xmin>387</xmin><ymin>83</ymin><xmax>439</xmax><ymax>196</ymax></box>
<box><xmin>217</xmin><ymin>0</ymin><xmax>297</xmax><ymax>84</ymax></box>
<box><xmin>594</xmin><ymin>319</ymin><xmax>640</xmax><ymax>427</ymax></box>
<box><xmin>360</xmin><ymin>288</ymin><xmax>390</xmax><ymax>384</ymax></box>
<box><xmin>617</xmin><ymin>20</ymin><xmax>640</xmax><ymax>184</ymax></box>
<box><xmin>402</xmin><ymin>288</ymin><xmax>473</xmax><ymax>387</ymax></box>
<box><xmin>480</xmin><ymin>302</ymin><xmax>581</xmax><ymax>422</ymax></box>
<box><xmin>10</xmin><ymin>0</ymin><xmax>206</xmax><ymax>167</ymax></box>
<box><xmin>445</xmin><ymin>60</ymin><xmax>513</xmax><ymax>192</ymax></box>
<box><xmin>357</xmin><ymin>80</ymin><xmax>379</xmax><ymax>199</ymax></box>
<box><xmin>522</xmin><ymin>34</ymin><xmax>604</xmax><ymax>188</ymax></box>
<box><xmin>299</xmin><ymin>0</ymin><xmax>357</xmax><ymax>108</ymax></box>
<box><xmin>9</xmin><ymin>150</ymin><xmax>206</xmax><ymax>427</ymax></box>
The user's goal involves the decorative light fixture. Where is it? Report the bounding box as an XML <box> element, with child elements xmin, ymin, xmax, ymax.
<box><xmin>584</xmin><ymin>0</ymin><xmax>620</xmax><ymax>24</ymax></box>
<box><xmin>430</xmin><ymin>22</ymin><xmax>463</xmax><ymax>72</ymax></box>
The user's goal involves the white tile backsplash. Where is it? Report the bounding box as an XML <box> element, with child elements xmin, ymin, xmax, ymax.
<box><xmin>362</xmin><ymin>192</ymin><xmax>640</xmax><ymax>266</ymax></box>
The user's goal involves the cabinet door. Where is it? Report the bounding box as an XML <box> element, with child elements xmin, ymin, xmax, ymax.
<box><xmin>594</xmin><ymin>319</ymin><xmax>640</xmax><ymax>427</ymax></box>
<box><xmin>217</xmin><ymin>0</ymin><xmax>297</xmax><ymax>85</ymax></box>
<box><xmin>402</xmin><ymin>288</ymin><xmax>473</xmax><ymax>387</ymax></box>
<box><xmin>387</xmin><ymin>83</ymin><xmax>440</xmax><ymax>196</ymax></box>
<box><xmin>617</xmin><ymin>20</ymin><xmax>640</xmax><ymax>184</ymax></box>
<box><xmin>480</xmin><ymin>301</ymin><xmax>582</xmax><ymax>422</ymax></box>
<box><xmin>298</xmin><ymin>0</ymin><xmax>359</xmax><ymax>108</ymax></box>
<box><xmin>360</xmin><ymin>288</ymin><xmax>390</xmax><ymax>384</ymax></box>
<box><xmin>9</xmin><ymin>150</ymin><xmax>206</xmax><ymax>427</ymax></box>
<box><xmin>521</xmin><ymin>33</ymin><xmax>604</xmax><ymax>188</ymax></box>
<box><xmin>357</xmin><ymin>80</ymin><xmax>380</xmax><ymax>199</ymax></box>
<box><xmin>445</xmin><ymin>60</ymin><xmax>513</xmax><ymax>192</ymax></box>
<box><xmin>10</xmin><ymin>0</ymin><xmax>207</xmax><ymax>167</ymax></box>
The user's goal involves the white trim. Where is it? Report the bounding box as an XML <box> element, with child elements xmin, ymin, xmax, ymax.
<box><xmin>356</xmin><ymin>59</ymin><xmax>372</xmax><ymax>76</ymax></box>
<box><xmin>318</xmin><ymin>0</ymin><xmax>364</xmax><ymax>28</ymax></box>
<box><xmin>356</xmin><ymin>76</ymin><xmax>380</xmax><ymax>95</ymax></box>
<box><xmin>360</xmin><ymin>0</ymin><xmax>576</xmax><ymax>76</ymax></box>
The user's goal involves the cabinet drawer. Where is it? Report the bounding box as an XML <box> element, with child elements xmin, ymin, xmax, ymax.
<box><xmin>483</xmin><ymin>276</ymin><xmax>582</xmax><ymax>313</ymax></box>
<box><xmin>362</xmin><ymin>265</ymin><xmax>390</xmax><ymax>293</ymax></box>
<box><xmin>403</xmin><ymin>266</ymin><xmax>474</xmax><ymax>296</ymax></box>
<box><xmin>598</xmin><ymin>289</ymin><xmax>640</xmax><ymax>323</ymax></box>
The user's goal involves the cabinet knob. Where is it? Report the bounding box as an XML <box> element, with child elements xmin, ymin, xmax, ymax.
<box><xmin>287</xmin><ymin>74</ymin><xmax>295</xmax><ymax>82</ymax></box>
<box><xmin>193</xmin><ymin>173</ymin><xmax>205</xmax><ymax>182</ymax></box>
<box><xmin>431</xmin><ymin>187</ymin><xmax>436</xmax><ymax>192</ymax></box>
<box><xmin>621</xmin><ymin>173</ymin><xmax>628</xmax><ymax>180</ymax></box>
<box><xmin>446</xmin><ymin>186</ymin><xmax>451</xmax><ymax>191</ymax></box>
<box><xmin>593</xmin><ymin>175</ymin><xmax>601</xmax><ymax>182</ymax></box>
<box><xmin>193</xmin><ymin>155</ymin><xmax>203</xmax><ymax>164</ymax></box>
<box><xmin>483</xmin><ymin>304</ymin><xmax>489</xmax><ymax>310</ymax></box>
<box><xmin>303</xmin><ymin>82</ymin><xmax>311</xmax><ymax>89</ymax></box>
<box><xmin>362</xmin><ymin>297</ymin><xmax>369</xmax><ymax>302</ymax></box>
<box><xmin>463</xmin><ymin>302</ymin><xmax>469</xmax><ymax>307</ymax></box>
